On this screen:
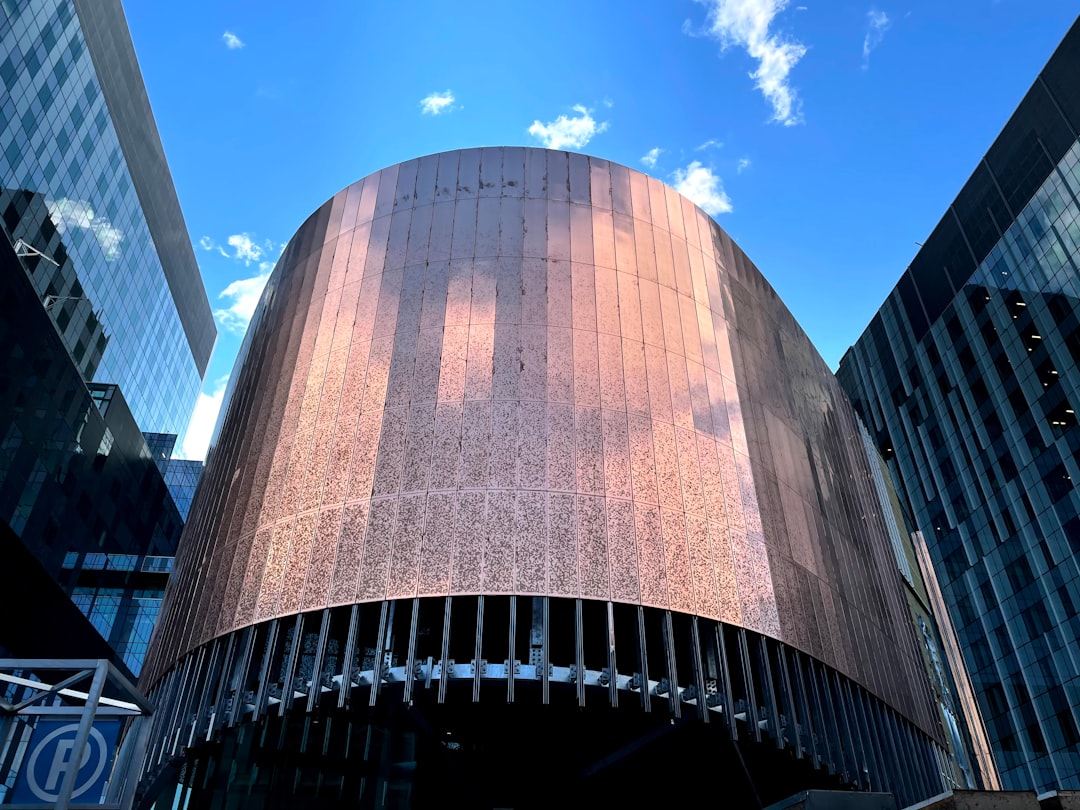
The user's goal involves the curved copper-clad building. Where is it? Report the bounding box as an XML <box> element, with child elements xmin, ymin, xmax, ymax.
<box><xmin>143</xmin><ymin>148</ymin><xmax>949</xmax><ymax>808</ymax></box>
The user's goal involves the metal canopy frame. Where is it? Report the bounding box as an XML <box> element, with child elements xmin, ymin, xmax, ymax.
<box><xmin>0</xmin><ymin>659</ymin><xmax>153</xmax><ymax>810</ymax></box>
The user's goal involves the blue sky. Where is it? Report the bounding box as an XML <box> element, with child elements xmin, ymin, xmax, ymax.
<box><xmin>121</xmin><ymin>0</ymin><xmax>1078</xmax><ymax>459</ymax></box>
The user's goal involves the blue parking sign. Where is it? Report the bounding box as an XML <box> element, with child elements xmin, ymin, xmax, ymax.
<box><xmin>10</xmin><ymin>719</ymin><xmax>121</xmax><ymax>805</ymax></box>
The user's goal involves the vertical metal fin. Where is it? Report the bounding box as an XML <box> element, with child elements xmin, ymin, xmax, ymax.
<box><xmin>575</xmin><ymin>599</ymin><xmax>586</xmax><ymax>707</ymax></box>
<box><xmin>337</xmin><ymin>604</ymin><xmax>360</xmax><ymax>709</ymax></box>
<box><xmin>252</xmin><ymin>620</ymin><xmax>280</xmax><ymax>719</ymax></box>
<box><xmin>636</xmin><ymin>606</ymin><xmax>650</xmax><ymax>713</ymax></box>
<box><xmin>662</xmin><ymin>610</ymin><xmax>680</xmax><ymax>718</ymax></box>
<box><xmin>541</xmin><ymin>597</ymin><xmax>550</xmax><ymax>705</ymax></box>
<box><xmin>690</xmin><ymin>616</ymin><xmax>709</xmax><ymax>723</ymax></box>
<box><xmin>507</xmin><ymin>596</ymin><xmax>517</xmax><ymax>703</ymax></box>
<box><xmin>404</xmin><ymin>598</ymin><xmax>420</xmax><ymax>703</ymax></box>
<box><xmin>737</xmin><ymin>629</ymin><xmax>760</xmax><ymax>743</ymax></box>
<box><xmin>473</xmin><ymin>596</ymin><xmax>484</xmax><ymax>703</ymax></box>
<box><xmin>306</xmin><ymin>609</ymin><xmax>332</xmax><ymax>713</ymax></box>
<box><xmin>606</xmin><ymin>602</ymin><xmax>618</xmax><ymax>708</ymax></box>
<box><xmin>369</xmin><ymin>601</ymin><xmax>390</xmax><ymax>708</ymax></box>
<box><xmin>715</xmin><ymin>623</ymin><xmax>737</xmax><ymax>740</ymax></box>
<box><xmin>439</xmin><ymin>596</ymin><xmax>452</xmax><ymax>704</ymax></box>
<box><xmin>279</xmin><ymin>614</ymin><xmax>305</xmax><ymax>716</ymax></box>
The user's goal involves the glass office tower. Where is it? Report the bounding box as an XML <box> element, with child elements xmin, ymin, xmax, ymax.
<box><xmin>838</xmin><ymin>18</ymin><xmax>1080</xmax><ymax>791</ymax></box>
<box><xmin>0</xmin><ymin>0</ymin><xmax>215</xmax><ymax>436</ymax></box>
<box><xmin>142</xmin><ymin>148</ymin><xmax>952</xmax><ymax>808</ymax></box>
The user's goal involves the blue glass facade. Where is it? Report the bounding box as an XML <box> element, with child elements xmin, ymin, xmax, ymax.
<box><xmin>67</xmin><ymin>553</ymin><xmax>174</xmax><ymax>675</ymax></box>
<box><xmin>0</xmin><ymin>0</ymin><xmax>215</xmax><ymax>436</ymax></box>
<box><xmin>163</xmin><ymin>458</ymin><xmax>202</xmax><ymax>522</ymax></box>
<box><xmin>838</xmin><ymin>20</ymin><xmax>1080</xmax><ymax>791</ymax></box>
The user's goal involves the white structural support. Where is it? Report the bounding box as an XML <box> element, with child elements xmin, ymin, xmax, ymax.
<box><xmin>0</xmin><ymin>659</ymin><xmax>153</xmax><ymax>810</ymax></box>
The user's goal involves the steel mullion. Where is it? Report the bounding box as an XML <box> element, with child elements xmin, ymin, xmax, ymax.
<box><xmin>636</xmin><ymin>606</ymin><xmax>650</xmax><ymax>712</ymax></box>
<box><xmin>338</xmin><ymin>604</ymin><xmax>360</xmax><ymax>709</ymax></box>
<box><xmin>438</xmin><ymin>597</ymin><xmax>452</xmax><ymax>703</ymax></box>
<box><xmin>575</xmin><ymin>599</ymin><xmax>586</xmax><ymax>707</ymax></box>
<box><xmin>252</xmin><ymin>620</ymin><xmax>280</xmax><ymax>720</ymax></box>
<box><xmin>690</xmin><ymin>616</ymin><xmax>709</xmax><ymax>723</ymax></box>
<box><xmin>370</xmin><ymin>601</ymin><xmax>390</xmax><ymax>707</ymax></box>
<box><xmin>279</xmin><ymin>614</ymin><xmax>305</xmax><ymax>716</ymax></box>
<box><xmin>507</xmin><ymin>596</ymin><xmax>517</xmax><ymax>703</ymax></box>
<box><xmin>715</xmin><ymin>623</ymin><xmax>737</xmax><ymax>739</ymax></box>
<box><xmin>404</xmin><ymin>599</ymin><xmax>420</xmax><ymax>704</ymax></box>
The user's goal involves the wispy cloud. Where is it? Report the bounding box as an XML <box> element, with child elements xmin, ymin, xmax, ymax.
<box><xmin>420</xmin><ymin>90</ymin><xmax>458</xmax><ymax>115</ymax></box>
<box><xmin>528</xmin><ymin>105</ymin><xmax>609</xmax><ymax>151</ymax></box>
<box><xmin>737</xmin><ymin>157</ymin><xmax>751</xmax><ymax>173</ymax></box>
<box><xmin>47</xmin><ymin>198</ymin><xmax>124</xmax><ymax>260</ymax></box>
<box><xmin>696</xmin><ymin>138</ymin><xmax>724</xmax><ymax>150</ymax></box>
<box><xmin>672</xmin><ymin>162</ymin><xmax>733</xmax><ymax>216</ymax></box>
<box><xmin>198</xmin><ymin>232</ymin><xmax>280</xmax><ymax>333</ymax></box>
<box><xmin>862</xmin><ymin>9</ymin><xmax>891</xmax><ymax>70</ymax></box>
<box><xmin>222</xmin><ymin>31</ymin><xmax>244</xmax><ymax>49</ymax></box>
<box><xmin>179</xmin><ymin>375</ymin><xmax>229</xmax><ymax>461</ymax></box>
<box><xmin>641</xmin><ymin>147</ymin><xmax>662</xmax><ymax>169</ymax></box>
<box><xmin>214</xmin><ymin>267</ymin><xmax>273</xmax><ymax>334</ymax></box>
<box><xmin>227</xmin><ymin>233</ymin><xmax>264</xmax><ymax>264</ymax></box>
<box><xmin>692</xmin><ymin>0</ymin><xmax>807</xmax><ymax>126</ymax></box>
<box><xmin>199</xmin><ymin>233</ymin><xmax>277</xmax><ymax>265</ymax></box>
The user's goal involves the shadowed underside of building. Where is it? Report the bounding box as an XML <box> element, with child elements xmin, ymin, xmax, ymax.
<box><xmin>141</xmin><ymin>148</ymin><xmax>949</xmax><ymax>809</ymax></box>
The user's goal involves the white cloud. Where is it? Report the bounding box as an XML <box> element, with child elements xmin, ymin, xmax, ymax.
<box><xmin>528</xmin><ymin>105</ymin><xmax>609</xmax><ymax>151</ymax></box>
<box><xmin>227</xmin><ymin>232</ymin><xmax>264</xmax><ymax>264</ymax></box>
<box><xmin>214</xmin><ymin>268</ymin><xmax>271</xmax><ymax>334</ymax></box>
<box><xmin>696</xmin><ymin>138</ymin><xmax>724</xmax><ymax>150</ymax></box>
<box><xmin>737</xmin><ymin>157</ymin><xmax>751</xmax><ymax>173</ymax></box>
<box><xmin>222</xmin><ymin>31</ymin><xmax>244</xmax><ymax>49</ymax></box>
<box><xmin>641</xmin><ymin>147</ymin><xmax>662</xmax><ymax>169</ymax></box>
<box><xmin>201</xmin><ymin>232</ymin><xmax>280</xmax><ymax>265</ymax></box>
<box><xmin>694</xmin><ymin>0</ymin><xmax>807</xmax><ymax>126</ymax></box>
<box><xmin>46</xmin><ymin>198</ymin><xmax>124</xmax><ymax>260</ymax></box>
<box><xmin>862</xmin><ymin>9</ymin><xmax>891</xmax><ymax>70</ymax></box>
<box><xmin>420</xmin><ymin>90</ymin><xmax>457</xmax><ymax>115</ymax></box>
<box><xmin>671</xmin><ymin>162</ymin><xmax>733</xmax><ymax>216</ymax></box>
<box><xmin>179</xmin><ymin>376</ymin><xmax>229</xmax><ymax>461</ymax></box>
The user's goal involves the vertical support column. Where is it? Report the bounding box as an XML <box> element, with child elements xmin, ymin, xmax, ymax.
<box><xmin>574</xmin><ymin>600</ymin><xmax>586</xmax><ymax>707</ymax></box>
<box><xmin>190</xmin><ymin>639</ymin><xmax>223</xmax><ymax>747</ymax></box>
<box><xmin>117</xmin><ymin>713</ymin><xmax>154</xmax><ymax>810</ymax></box>
<box><xmin>507</xmin><ymin>596</ymin><xmax>517</xmax><ymax>703</ymax></box>
<box><xmin>338</xmin><ymin>604</ymin><xmax>360</xmax><ymax>709</ymax></box>
<box><xmin>253</xmin><ymin>620</ymin><xmax>281</xmax><ymax>719</ymax></box>
<box><xmin>227</xmin><ymin>627</ymin><xmax>256</xmax><ymax>727</ymax></box>
<box><xmin>370</xmin><ymin>601</ymin><xmax>390</xmax><ymax>707</ymax></box>
<box><xmin>715</xmin><ymin>623</ymin><xmax>737</xmax><ymax>740</ymax></box>
<box><xmin>737</xmin><ymin>630</ymin><xmax>761</xmax><ymax>743</ymax></box>
<box><xmin>636</xmin><ymin>606</ymin><xmax>650</xmax><ymax>712</ymax></box>
<box><xmin>209</xmin><ymin>633</ymin><xmax>237</xmax><ymax>738</ymax></box>
<box><xmin>541</xmin><ymin>597</ymin><xmax>550</xmax><ymax>705</ymax></box>
<box><xmin>56</xmin><ymin>660</ymin><xmax>108</xmax><ymax>810</ymax></box>
<box><xmin>662</xmin><ymin>610</ymin><xmax>680</xmax><ymax>718</ymax></box>
<box><xmin>166</xmin><ymin>650</ymin><xmax>200</xmax><ymax>756</ymax></box>
<box><xmin>438</xmin><ymin>597</ymin><xmax>452</xmax><ymax>704</ymax></box>
<box><xmin>690</xmin><ymin>617</ymin><xmax>709</xmax><ymax>723</ymax></box>
<box><xmin>606</xmin><ymin>602</ymin><xmax>618</xmax><ymax>708</ymax></box>
<box><xmin>757</xmin><ymin>637</ymin><xmax>781</xmax><ymax>749</ymax></box>
<box><xmin>404</xmin><ymin>599</ymin><xmax>420</xmax><ymax>704</ymax></box>
<box><xmin>279</xmin><ymin>614</ymin><xmax>306</xmax><ymax>716</ymax></box>
<box><xmin>307</xmin><ymin>609</ymin><xmax>333</xmax><ymax>711</ymax></box>
<box><xmin>472</xmin><ymin>596</ymin><xmax>484</xmax><ymax>703</ymax></box>
<box><xmin>777</xmin><ymin>645</ymin><xmax>801</xmax><ymax>758</ymax></box>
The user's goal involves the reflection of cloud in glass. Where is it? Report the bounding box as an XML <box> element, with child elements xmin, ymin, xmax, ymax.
<box><xmin>46</xmin><ymin>197</ymin><xmax>124</xmax><ymax>260</ymax></box>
